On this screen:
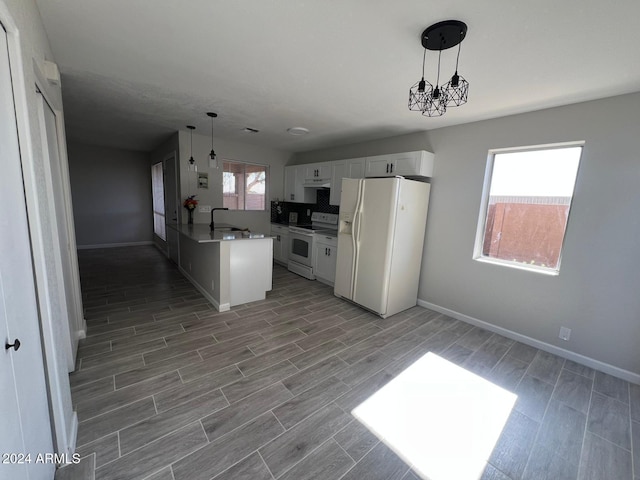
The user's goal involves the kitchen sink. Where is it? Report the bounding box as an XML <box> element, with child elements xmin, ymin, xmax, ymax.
<box><xmin>214</xmin><ymin>227</ymin><xmax>244</xmax><ymax>231</ymax></box>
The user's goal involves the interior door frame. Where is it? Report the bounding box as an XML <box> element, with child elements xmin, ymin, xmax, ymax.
<box><xmin>0</xmin><ymin>0</ymin><xmax>79</xmax><ymax>459</ymax></box>
<box><xmin>164</xmin><ymin>151</ymin><xmax>180</xmax><ymax>265</ymax></box>
<box><xmin>0</xmin><ymin>2</ymin><xmax>57</xmax><ymax>477</ymax></box>
<box><xmin>38</xmin><ymin>75</ymin><xmax>86</xmax><ymax>347</ymax></box>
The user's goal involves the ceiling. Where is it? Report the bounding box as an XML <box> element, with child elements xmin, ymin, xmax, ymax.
<box><xmin>35</xmin><ymin>0</ymin><xmax>640</xmax><ymax>153</ymax></box>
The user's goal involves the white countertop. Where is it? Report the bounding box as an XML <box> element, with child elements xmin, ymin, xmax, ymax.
<box><xmin>169</xmin><ymin>223</ymin><xmax>271</xmax><ymax>243</ymax></box>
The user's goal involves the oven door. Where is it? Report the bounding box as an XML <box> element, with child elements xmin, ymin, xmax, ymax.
<box><xmin>289</xmin><ymin>231</ymin><xmax>313</xmax><ymax>267</ymax></box>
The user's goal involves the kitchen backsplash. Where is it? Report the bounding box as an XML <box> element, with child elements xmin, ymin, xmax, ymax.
<box><xmin>271</xmin><ymin>189</ymin><xmax>339</xmax><ymax>225</ymax></box>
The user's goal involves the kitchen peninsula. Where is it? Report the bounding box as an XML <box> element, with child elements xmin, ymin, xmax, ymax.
<box><xmin>171</xmin><ymin>223</ymin><xmax>273</xmax><ymax>312</ymax></box>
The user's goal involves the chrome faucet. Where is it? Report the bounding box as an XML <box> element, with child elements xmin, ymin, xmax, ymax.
<box><xmin>210</xmin><ymin>207</ymin><xmax>229</xmax><ymax>231</ymax></box>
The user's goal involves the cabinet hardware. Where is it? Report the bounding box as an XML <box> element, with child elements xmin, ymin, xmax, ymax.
<box><xmin>390</xmin><ymin>163</ymin><xmax>394</xmax><ymax>173</ymax></box>
<box><xmin>386</xmin><ymin>163</ymin><xmax>389</xmax><ymax>173</ymax></box>
<box><xmin>5</xmin><ymin>339</ymin><xmax>21</xmax><ymax>351</ymax></box>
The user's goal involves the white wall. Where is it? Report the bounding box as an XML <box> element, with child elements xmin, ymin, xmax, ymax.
<box><xmin>293</xmin><ymin>92</ymin><xmax>640</xmax><ymax>378</ymax></box>
<box><xmin>68</xmin><ymin>142</ymin><xmax>153</xmax><ymax>247</ymax></box>
<box><xmin>177</xmin><ymin>130</ymin><xmax>291</xmax><ymax>234</ymax></box>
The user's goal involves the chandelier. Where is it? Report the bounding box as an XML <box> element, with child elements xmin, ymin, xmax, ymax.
<box><xmin>408</xmin><ymin>20</ymin><xmax>469</xmax><ymax>117</ymax></box>
<box><xmin>207</xmin><ymin>112</ymin><xmax>218</xmax><ymax>169</ymax></box>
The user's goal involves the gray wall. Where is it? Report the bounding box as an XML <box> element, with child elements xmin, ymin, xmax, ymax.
<box><xmin>292</xmin><ymin>131</ymin><xmax>432</xmax><ymax>164</ymax></box>
<box><xmin>294</xmin><ymin>92</ymin><xmax>640</xmax><ymax>377</ymax></box>
<box><xmin>68</xmin><ymin>142</ymin><xmax>153</xmax><ymax>247</ymax></box>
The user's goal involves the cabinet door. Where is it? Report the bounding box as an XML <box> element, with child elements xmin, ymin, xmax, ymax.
<box><xmin>316</xmin><ymin>163</ymin><xmax>332</xmax><ymax>179</ymax></box>
<box><xmin>285</xmin><ymin>165</ymin><xmax>314</xmax><ymax>203</ymax></box>
<box><xmin>330</xmin><ymin>161</ymin><xmax>346</xmax><ymax>206</ymax></box>
<box><xmin>365</xmin><ymin>151</ymin><xmax>434</xmax><ymax>177</ymax></box>
<box><xmin>273</xmin><ymin>234</ymin><xmax>282</xmax><ymax>263</ymax></box>
<box><xmin>305</xmin><ymin>163</ymin><xmax>319</xmax><ymax>181</ymax></box>
<box><xmin>280</xmin><ymin>232</ymin><xmax>290</xmax><ymax>264</ymax></box>
<box><xmin>314</xmin><ymin>238</ymin><xmax>338</xmax><ymax>284</ymax></box>
<box><xmin>365</xmin><ymin>156</ymin><xmax>393</xmax><ymax>177</ymax></box>
<box><xmin>389</xmin><ymin>152</ymin><xmax>422</xmax><ymax>176</ymax></box>
<box><xmin>347</xmin><ymin>157</ymin><xmax>366</xmax><ymax>179</ymax></box>
<box><xmin>305</xmin><ymin>162</ymin><xmax>331</xmax><ymax>180</ymax></box>
<box><xmin>284</xmin><ymin>166</ymin><xmax>297</xmax><ymax>202</ymax></box>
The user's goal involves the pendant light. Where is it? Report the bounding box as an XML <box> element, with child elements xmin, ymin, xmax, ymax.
<box><xmin>207</xmin><ymin>112</ymin><xmax>218</xmax><ymax>169</ymax></box>
<box><xmin>187</xmin><ymin>125</ymin><xmax>197</xmax><ymax>172</ymax></box>
<box><xmin>408</xmin><ymin>20</ymin><xmax>468</xmax><ymax>117</ymax></box>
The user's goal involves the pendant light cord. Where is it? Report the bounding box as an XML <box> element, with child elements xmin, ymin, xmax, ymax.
<box><xmin>436</xmin><ymin>50</ymin><xmax>442</xmax><ymax>87</ymax></box>
<box><xmin>421</xmin><ymin>47</ymin><xmax>426</xmax><ymax>79</ymax></box>
<box><xmin>455</xmin><ymin>41</ymin><xmax>461</xmax><ymax>73</ymax></box>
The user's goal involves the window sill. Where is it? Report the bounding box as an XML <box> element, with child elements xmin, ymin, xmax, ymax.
<box><xmin>473</xmin><ymin>256</ymin><xmax>560</xmax><ymax>276</ymax></box>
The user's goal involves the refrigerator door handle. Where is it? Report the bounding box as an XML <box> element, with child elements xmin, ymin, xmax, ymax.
<box><xmin>351</xmin><ymin>179</ymin><xmax>365</xmax><ymax>299</ymax></box>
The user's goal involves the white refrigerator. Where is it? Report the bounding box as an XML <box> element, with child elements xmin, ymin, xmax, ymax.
<box><xmin>334</xmin><ymin>177</ymin><xmax>430</xmax><ymax>318</ymax></box>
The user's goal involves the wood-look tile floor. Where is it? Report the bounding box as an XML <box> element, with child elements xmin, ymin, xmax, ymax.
<box><xmin>63</xmin><ymin>245</ymin><xmax>639</xmax><ymax>480</ymax></box>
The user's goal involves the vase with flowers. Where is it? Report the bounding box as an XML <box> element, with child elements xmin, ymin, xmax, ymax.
<box><xmin>183</xmin><ymin>195</ymin><xmax>198</xmax><ymax>225</ymax></box>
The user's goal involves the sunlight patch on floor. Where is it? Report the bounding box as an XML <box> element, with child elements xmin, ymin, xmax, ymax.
<box><xmin>352</xmin><ymin>352</ymin><xmax>516</xmax><ymax>480</ymax></box>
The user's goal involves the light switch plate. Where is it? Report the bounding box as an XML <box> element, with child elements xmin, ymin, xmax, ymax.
<box><xmin>199</xmin><ymin>205</ymin><xmax>212</xmax><ymax>213</ymax></box>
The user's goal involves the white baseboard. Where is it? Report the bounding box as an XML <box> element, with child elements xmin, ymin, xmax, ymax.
<box><xmin>178</xmin><ymin>267</ymin><xmax>229</xmax><ymax>312</ymax></box>
<box><xmin>76</xmin><ymin>318</ymin><xmax>87</xmax><ymax>340</ymax></box>
<box><xmin>77</xmin><ymin>241</ymin><xmax>154</xmax><ymax>250</ymax></box>
<box><xmin>417</xmin><ymin>299</ymin><xmax>640</xmax><ymax>385</ymax></box>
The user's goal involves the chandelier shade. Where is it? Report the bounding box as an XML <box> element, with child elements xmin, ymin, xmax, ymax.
<box><xmin>408</xmin><ymin>20</ymin><xmax>468</xmax><ymax>117</ymax></box>
<box><xmin>187</xmin><ymin>125</ymin><xmax>196</xmax><ymax>171</ymax></box>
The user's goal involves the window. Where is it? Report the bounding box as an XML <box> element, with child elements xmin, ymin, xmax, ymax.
<box><xmin>474</xmin><ymin>143</ymin><xmax>583</xmax><ymax>274</ymax></box>
<box><xmin>222</xmin><ymin>160</ymin><xmax>267</xmax><ymax>210</ymax></box>
<box><xmin>151</xmin><ymin>162</ymin><xmax>166</xmax><ymax>240</ymax></box>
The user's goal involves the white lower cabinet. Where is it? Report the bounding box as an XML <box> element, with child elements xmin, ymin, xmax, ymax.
<box><xmin>314</xmin><ymin>235</ymin><xmax>338</xmax><ymax>285</ymax></box>
<box><xmin>271</xmin><ymin>224</ymin><xmax>290</xmax><ymax>265</ymax></box>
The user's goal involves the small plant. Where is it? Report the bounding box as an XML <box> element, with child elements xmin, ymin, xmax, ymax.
<box><xmin>183</xmin><ymin>195</ymin><xmax>198</xmax><ymax>211</ymax></box>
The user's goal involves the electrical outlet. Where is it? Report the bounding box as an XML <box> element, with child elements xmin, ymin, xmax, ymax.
<box><xmin>559</xmin><ymin>326</ymin><xmax>571</xmax><ymax>341</ymax></box>
<box><xmin>307</xmin><ymin>209</ymin><xmax>311</xmax><ymax>216</ymax></box>
<box><xmin>199</xmin><ymin>205</ymin><xmax>212</xmax><ymax>213</ymax></box>
<box><xmin>188</xmin><ymin>262</ymin><xmax>192</xmax><ymax>272</ymax></box>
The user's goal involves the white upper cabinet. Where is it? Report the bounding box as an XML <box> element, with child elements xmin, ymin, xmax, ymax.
<box><xmin>284</xmin><ymin>165</ymin><xmax>315</xmax><ymax>203</ymax></box>
<box><xmin>285</xmin><ymin>152</ymin><xmax>432</xmax><ymax>206</ymax></box>
<box><xmin>304</xmin><ymin>163</ymin><xmax>332</xmax><ymax>184</ymax></box>
<box><xmin>330</xmin><ymin>157</ymin><xmax>367</xmax><ymax>205</ymax></box>
<box><xmin>365</xmin><ymin>151</ymin><xmax>434</xmax><ymax>178</ymax></box>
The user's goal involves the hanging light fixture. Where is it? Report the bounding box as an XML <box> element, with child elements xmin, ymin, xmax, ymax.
<box><xmin>408</xmin><ymin>20</ymin><xmax>468</xmax><ymax>117</ymax></box>
<box><xmin>207</xmin><ymin>112</ymin><xmax>218</xmax><ymax>169</ymax></box>
<box><xmin>187</xmin><ymin>125</ymin><xmax>197</xmax><ymax>171</ymax></box>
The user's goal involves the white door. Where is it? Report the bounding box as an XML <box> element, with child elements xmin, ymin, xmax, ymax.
<box><xmin>164</xmin><ymin>154</ymin><xmax>180</xmax><ymax>264</ymax></box>
<box><xmin>0</xmin><ymin>23</ymin><xmax>54</xmax><ymax>480</ymax></box>
<box><xmin>38</xmin><ymin>95</ymin><xmax>76</xmax><ymax>366</ymax></box>
<box><xmin>352</xmin><ymin>178</ymin><xmax>399</xmax><ymax>315</ymax></box>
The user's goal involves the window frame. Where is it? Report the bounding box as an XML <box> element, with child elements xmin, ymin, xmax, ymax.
<box><xmin>222</xmin><ymin>159</ymin><xmax>269</xmax><ymax>211</ymax></box>
<box><xmin>472</xmin><ymin>141</ymin><xmax>584</xmax><ymax>276</ymax></box>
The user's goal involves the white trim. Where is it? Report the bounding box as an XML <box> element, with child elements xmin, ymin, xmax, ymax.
<box><xmin>77</xmin><ymin>241</ymin><xmax>154</xmax><ymax>250</ymax></box>
<box><xmin>34</xmin><ymin>81</ymin><xmax>75</xmax><ymax>369</ymax></box>
<box><xmin>33</xmin><ymin>58</ymin><xmax>86</xmax><ymax>361</ymax></box>
<box><xmin>0</xmin><ymin>2</ymin><xmax>59</xmax><ymax>470</ymax></box>
<box><xmin>178</xmin><ymin>267</ymin><xmax>230</xmax><ymax>312</ymax></box>
<box><xmin>65</xmin><ymin>412</ymin><xmax>78</xmax><ymax>458</ymax></box>
<box><xmin>417</xmin><ymin>298</ymin><xmax>640</xmax><ymax>385</ymax></box>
